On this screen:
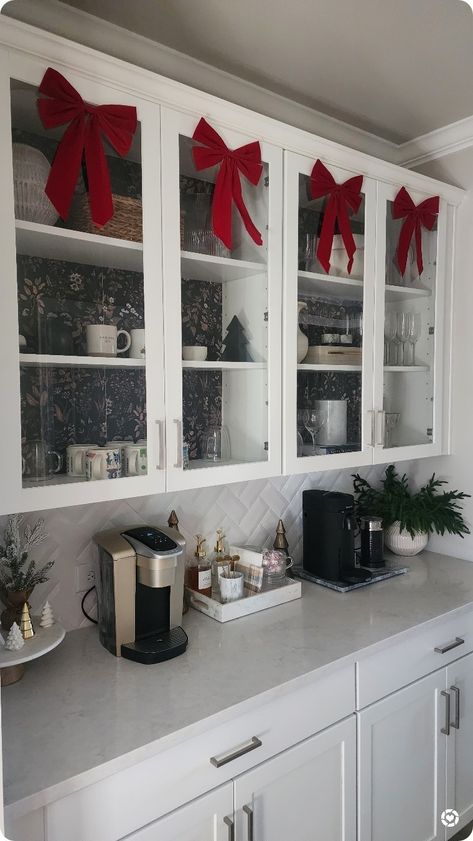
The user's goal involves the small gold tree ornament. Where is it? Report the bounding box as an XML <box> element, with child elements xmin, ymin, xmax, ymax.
<box><xmin>20</xmin><ymin>602</ymin><xmax>34</xmax><ymax>640</ymax></box>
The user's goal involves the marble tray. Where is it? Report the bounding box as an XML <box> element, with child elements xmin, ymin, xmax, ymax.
<box><xmin>293</xmin><ymin>564</ymin><xmax>409</xmax><ymax>593</ymax></box>
<box><xmin>186</xmin><ymin>578</ymin><xmax>302</xmax><ymax>622</ymax></box>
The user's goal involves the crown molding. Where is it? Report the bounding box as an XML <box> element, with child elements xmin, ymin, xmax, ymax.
<box><xmin>396</xmin><ymin>114</ymin><xmax>473</xmax><ymax>168</ymax></box>
<box><xmin>2</xmin><ymin>0</ymin><xmax>473</xmax><ymax>177</ymax></box>
<box><xmin>2</xmin><ymin>0</ymin><xmax>398</xmax><ymax>161</ymax></box>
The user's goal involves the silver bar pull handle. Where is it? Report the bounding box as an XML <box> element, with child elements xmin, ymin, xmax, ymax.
<box><xmin>223</xmin><ymin>816</ymin><xmax>234</xmax><ymax>841</ymax></box>
<box><xmin>441</xmin><ymin>690</ymin><xmax>451</xmax><ymax>736</ymax></box>
<box><xmin>155</xmin><ymin>420</ymin><xmax>164</xmax><ymax>470</ymax></box>
<box><xmin>173</xmin><ymin>419</ymin><xmax>183</xmax><ymax>469</ymax></box>
<box><xmin>367</xmin><ymin>410</ymin><xmax>375</xmax><ymax>447</ymax></box>
<box><xmin>376</xmin><ymin>410</ymin><xmax>386</xmax><ymax>447</ymax></box>
<box><xmin>210</xmin><ymin>736</ymin><xmax>262</xmax><ymax>768</ymax></box>
<box><xmin>243</xmin><ymin>804</ymin><xmax>254</xmax><ymax>841</ymax></box>
<box><xmin>451</xmin><ymin>685</ymin><xmax>461</xmax><ymax>730</ymax></box>
<box><xmin>435</xmin><ymin>637</ymin><xmax>465</xmax><ymax>654</ymax></box>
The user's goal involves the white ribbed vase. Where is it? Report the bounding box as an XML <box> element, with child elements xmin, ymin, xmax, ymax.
<box><xmin>384</xmin><ymin>521</ymin><xmax>428</xmax><ymax>556</ymax></box>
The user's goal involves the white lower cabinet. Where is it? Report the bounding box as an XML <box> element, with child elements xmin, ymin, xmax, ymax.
<box><xmin>446</xmin><ymin>652</ymin><xmax>473</xmax><ymax>838</ymax></box>
<box><xmin>122</xmin><ymin>716</ymin><xmax>356</xmax><ymax>841</ymax></box>
<box><xmin>123</xmin><ymin>784</ymin><xmax>233</xmax><ymax>841</ymax></box>
<box><xmin>233</xmin><ymin>717</ymin><xmax>356</xmax><ymax>841</ymax></box>
<box><xmin>358</xmin><ymin>670</ymin><xmax>447</xmax><ymax>841</ymax></box>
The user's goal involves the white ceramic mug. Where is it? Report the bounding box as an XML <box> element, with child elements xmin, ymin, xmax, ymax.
<box><xmin>85</xmin><ymin>447</ymin><xmax>121</xmax><ymax>480</ymax></box>
<box><xmin>124</xmin><ymin>442</ymin><xmax>147</xmax><ymax>476</ymax></box>
<box><xmin>67</xmin><ymin>444</ymin><xmax>99</xmax><ymax>478</ymax></box>
<box><xmin>130</xmin><ymin>328</ymin><xmax>146</xmax><ymax>359</ymax></box>
<box><xmin>86</xmin><ymin>325</ymin><xmax>131</xmax><ymax>357</ymax></box>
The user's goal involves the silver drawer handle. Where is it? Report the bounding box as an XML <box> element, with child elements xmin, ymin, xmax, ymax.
<box><xmin>441</xmin><ymin>690</ymin><xmax>451</xmax><ymax>736</ymax></box>
<box><xmin>434</xmin><ymin>637</ymin><xmax>465</xmax><ymax>654</ymax></box>
<box><xmin>243</xmin><ymin>804</ymin><xmax>254</xmax><ymax>841</ymax></box>
<box><xmin>223</xmin><ymin>816</ymin><xmax>235</xmax><ymax>841</ymax></box>
<box><xmin>210</xmin><ymin>736</ymin><xmax>262</xmax><ymax>768</ymax></box>
<box><xmin>451</xmin><ymin>685</ymin><xmax>461</xmax><ymax>730</ymax></box>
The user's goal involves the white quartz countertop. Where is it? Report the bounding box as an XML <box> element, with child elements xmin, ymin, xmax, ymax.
<box><xmin>4</xmin><ymin>549</ymin><xmax>473</xmax><ymax>812</ymax></box>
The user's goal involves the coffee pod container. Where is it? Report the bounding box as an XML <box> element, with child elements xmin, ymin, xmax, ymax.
<box><xmin>360</xmin><ymin>516</ymin><xmax>384</xmax><ymax>568</ymax></box>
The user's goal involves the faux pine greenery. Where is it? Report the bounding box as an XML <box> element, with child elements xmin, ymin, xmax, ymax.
<box><xmin>0</xmin><ymin>514</ymin><xmax>53</xmax><ymax>592</ymax></box>
<box><xmin>353</xmin><ymin>465</ymin><xmax>470</xmax><ymax>539</ymax></box>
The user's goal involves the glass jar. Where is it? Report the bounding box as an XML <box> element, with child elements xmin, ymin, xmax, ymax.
<box><xmin>262</xmin><ymin>549</ymin><xmax>293</xmax><ymax>589</ymax></box>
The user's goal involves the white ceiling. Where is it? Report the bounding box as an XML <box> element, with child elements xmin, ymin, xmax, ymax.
<box><xmin>59</xmin><ymin>0</ymin><xmax>473</xmax><ymax>143</ymax></box>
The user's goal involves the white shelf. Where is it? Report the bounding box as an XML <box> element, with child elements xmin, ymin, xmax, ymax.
<box><xmin>182</xmin><ymin>360</ymin><xmax>266</xmax><ymax>371</ymax></box>
<box><xmin>385</xmin><ymin>284</ymin><xmax>431</xmax><ymax>301</ymax></box>
<box><xmin>384</xmin><ymin>365</ymin><xmax>429</xmax><ymax>372</ymax></box>
<box><xmin>298</xmin><ymin>271</ymin><xmax>432</xmax><ymax>303</ymax></box>
<box><xmin>298</xmin><ymin>363</ymin><xmax>361</xmax><ymax>372</ymax></box>
<box><xmin>298</xmin><ymin>271</ymin><xmax>363</xmax><ymax>300</ymax></box>
<box><xmin>181</xmin><ymin>251</ymin><xmax>265</xmax><ymax>282</ymax></box>
<box><xmin>19</xmin><ymin>354</ymin><xmax>145</xmax><ymax>369</ymax></box>
<box><xmin>15</xmin><ymin>220</ymin><xmax>143</xmax><ymax>272</ymax></box>
<box><xmin>186</xmin><ymin>457</ymin><xmax>263</xmax><ymax>471</ymax></box>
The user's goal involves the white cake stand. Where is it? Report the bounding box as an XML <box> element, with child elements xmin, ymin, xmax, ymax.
<box><xmin>0</xmin><ymin>620</ymin><xmax>65</xmax><ymax>686</ymax></box>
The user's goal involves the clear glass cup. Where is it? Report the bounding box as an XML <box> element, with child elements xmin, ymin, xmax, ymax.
<box><xmin>397</xmin><ymin>312</ymin><xmax>410</xmax><ymax>366</ymax></box>
<box><xmin>384</xmin><ymin>312</ymin><xmax>397</xmax><ymax>365</ymax></box>
<box><xmin>262</xmin><ymin>549</ymin><xmax>293</xmax><ymax>589</ymax></box>
<box><xmin>203</xmin><ymin>426</ymin><xmax>231</xmax><ymax>462</ymax></box>
<box><xmin>408</xmin><ymin>312</ymin><xmax>422</xmax><ymax>365</ymax></box>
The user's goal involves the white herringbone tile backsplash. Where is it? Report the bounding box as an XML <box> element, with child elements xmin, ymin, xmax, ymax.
<box><xmin>0</xmin><ymin>465</ymin><xmax>393</xmax><ymax>630</ymax></box>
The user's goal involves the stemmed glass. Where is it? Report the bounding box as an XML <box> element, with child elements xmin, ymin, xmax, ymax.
<box><xmin>397</xmin><ymin>312</ymin><xmax>410</xmax><ymax>366</ymax></box>
<box><xmin>408</xmin><ymin>313</ymin><xmax>421</xmax><ymax>365</ymax></box>
<box><xmin>384</xmin><ymin>312</ymin><xmax>397</xmax><ymax>365</ymax></box>
<box><xmin>303</xmin><ymin>409</ymin><xmax>322</xmax><ymax>455</ymax></box>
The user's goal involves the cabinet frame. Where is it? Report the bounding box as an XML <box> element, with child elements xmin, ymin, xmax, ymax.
<box><xmin>160</xmin><ymin>106</ymin><xmax>283</xmax><ymax>491</ymax></box>
<box><xmin>372</xmin><ymin>182</ymin><xmax>449</xmax><ymax>463</ymax></box>
<box><xmin>0</xmin><ymin>49</ymin><xmax>166</xmax><ymax>514</ymax></box>
<box><xmin>283</xmin><ymin>150</ymin><xmax>377</xmax><ymax>475</ymax></box>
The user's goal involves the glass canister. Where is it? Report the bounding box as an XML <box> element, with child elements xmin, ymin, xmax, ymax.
<box><xmin>360</xmin><ymin>516</ymin><xmax>384</xmax><ymax>567</ymax></box>
<box><xmin>262</xmin><ymin>549</ymin><xmax>293</xmax><ymax>589</ymax></box>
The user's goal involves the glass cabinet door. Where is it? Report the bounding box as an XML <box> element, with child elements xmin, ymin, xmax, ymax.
<box><xmin>0</xmin><ymin>58</ymin><xmax>164</xmax><ymax>511</ymax></box>
<box><xmin>283</xmin><ymin>151</ymin><xmax>376</xmax><ymax>474</ymax></box>
<box><xmin>373</xmin><ymin>182</ymin><xmax>447</xmax><ymax>460</ymax></box>
<box><xmin>161</xmin><ymin>107</ymin><xmax>282</xmax><ymax>490</ymax></box>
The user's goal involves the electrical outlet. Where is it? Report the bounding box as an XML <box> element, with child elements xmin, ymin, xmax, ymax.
<box><xmin>75</xmin><ymin>564</ymin><xmax>96</xmax><ymax>593</ymax></box>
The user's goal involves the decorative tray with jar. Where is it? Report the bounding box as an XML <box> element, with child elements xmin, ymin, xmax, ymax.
<box><xmin>186</xmin><ymin>546</ymin><xmax>301</xmax><ymax>623</ymax></box>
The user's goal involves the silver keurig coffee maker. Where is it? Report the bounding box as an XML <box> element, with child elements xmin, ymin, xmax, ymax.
<box><xmin>94</xmin><ymin>525</ymin><xmax>188</xmax><ymax>663</ymax></box>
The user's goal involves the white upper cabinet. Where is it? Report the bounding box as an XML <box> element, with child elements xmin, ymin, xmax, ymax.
<box><xmin>0</xmin><ymin>49</ymin><xmax>165</xmax><ymax>514</ymax></box>
<box><xmin>161</xmin><ymin>107</ymin><xmax>282</xmax><ymax>491</ymax></box>
<box><xmin>372</xmin><ymin>182</ymin><xmax>450</xmax><ymax>462</ymax></box>
<box><xmin>283</xmin><ymin>151</ymin><xmax>377</xmax><ymax>475</ymax></box>
<box><xmin>0</xmin><ymin>22</ymin><xmax>463</xmax><ymax>514</ymax></box>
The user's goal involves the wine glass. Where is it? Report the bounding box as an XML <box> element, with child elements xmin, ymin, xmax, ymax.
<box><xmin>384</xmin><ymin>312</ymin><xmax>397</xmax><ymax>365</ymax></box>
<box><xmin>303</xmin><ymin>409</ymin><xmax>321</xmax><ymax>455</ymax></box>
<box><xmin>397</xmin><ymin>312</ymin><xmax>410</xmax><ymax>366</ymax></box>
<box><xmin>408</xmin><ymin>313</ymin><xmax>422</xmax><ymax>365</ymax></box>
<box><xmin>384</xmin><ymin>412</ymin><xmax>400</xmax><ymax>448</ymax></box>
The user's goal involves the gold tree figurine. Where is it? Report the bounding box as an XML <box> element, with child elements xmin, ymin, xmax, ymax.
<box><xmin>168</xmin><ymin>510</ymin><xmax>179</xmax><ymax>531</ymax></box>
<box><xmin>20</xmin><ymin>602</ymin><xmax>35</xmax><ymax>640</ymax></box>
<box><xmin>273</xmin><ymin>519</ymin><xmax>289</xmax><ymax>555</ymax></box>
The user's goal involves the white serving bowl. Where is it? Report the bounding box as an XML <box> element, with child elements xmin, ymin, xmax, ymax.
<box><xmin>182</xmin><ymin>346</ymin><xmax>208</xmax><ymax>361</ymax></box>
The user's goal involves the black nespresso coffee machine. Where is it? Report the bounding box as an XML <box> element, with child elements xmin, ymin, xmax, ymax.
<box><xmin>302</xmin><ymin>490</ymin><xmax>372</xmax><ymax>585</ymax></box>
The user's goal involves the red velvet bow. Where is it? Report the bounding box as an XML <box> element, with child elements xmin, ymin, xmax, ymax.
<box><xmin>392</xmin><ymin>187</ymin><xmax>439</xmax><ymax>277</ymax></box>
<box><xmin>37</xmin><ymin>68</ymin><xmax>138</xmax><ymax>227</ymax></box>
<box><xmin>309</xmin><ymin>160</ymin><xmax>363</xmax><ymax>275</ymax></box>
<box><xmin>192</xmin><ymin>118</ymin><xmax>263</xmax><ymax>250</ymax></box>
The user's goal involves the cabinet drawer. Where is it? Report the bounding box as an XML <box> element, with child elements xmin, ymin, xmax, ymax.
<box><xmin>357</xmin><ymin>609</ymin><xmax>473</xmax><ymax>708</ymax></box>
<box><xmin>46</xmin><ymin>664</ymin><xmax>354</xmax><ymax>841</ymax></box>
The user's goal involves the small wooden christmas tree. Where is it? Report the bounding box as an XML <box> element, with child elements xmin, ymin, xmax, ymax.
<box><xmin>168</xmin><ymin>510</ymin><xmax>179</xmax><ymax>531</ymax></box>
<box><xmin>20</xmin><ymin>602</ymin><xmax>34</xmax><ymax>639</ymax></box>
<box><xmin>40</xmin><ymin>601</ymin><xmax>55</xmax><ymax>629</ymax></box>
<box><xmin>221</xmin><ymin>316</ymin><xmax>253</xmax><ymax>362</ymax></box>
<box><xmin>5</xmin><ymin>621</ymin><xmax>24</xmax><ymax>651</ymax></box>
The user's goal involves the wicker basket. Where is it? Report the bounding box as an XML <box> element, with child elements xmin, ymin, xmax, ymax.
<box><xmin>68</xmin><ymin>193</ymin><xmax>142</xmax><ymax>242</ymax></box>
<box><xmin>13</xmin><ymin>143</ymin><xmax>59</xmax><ymax>226</ymax></box>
